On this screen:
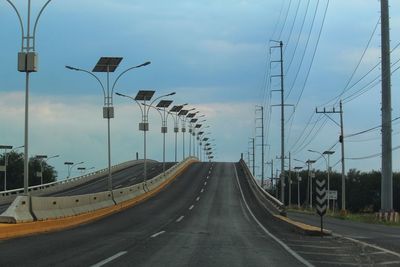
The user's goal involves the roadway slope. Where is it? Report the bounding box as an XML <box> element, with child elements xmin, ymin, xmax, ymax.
<box><xmin>0</xmin><ymin>162</ymin><xmax>303</xmax><ymax>267</ymax></box>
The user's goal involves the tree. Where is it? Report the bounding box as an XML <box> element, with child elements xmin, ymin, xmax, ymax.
<box><xmin>0</xmin><ymin>151</ymin><xmax>57</xmax><ymax>191</ymax></box>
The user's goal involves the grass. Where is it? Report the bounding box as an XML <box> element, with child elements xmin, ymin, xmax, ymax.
<box><xmin>287</xmin><ymin>206</ymin><xmax>400</xmax><ymax>226</ymax></box>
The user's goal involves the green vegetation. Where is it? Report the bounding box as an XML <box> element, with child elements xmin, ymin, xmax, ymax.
<box><xmin>268</xmin><ymin>168</ymin><xmax>400</xmax><ymax>213</ymax></box>
<box><xmin>0</xmin><ymin>151</ymin><xmax>57</xmax><ymax>191</ymax></box>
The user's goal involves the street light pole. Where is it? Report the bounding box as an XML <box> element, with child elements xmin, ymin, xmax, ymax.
<box><xmin>116</xmin><ymin>91</ymin><xmax>175</xmax><ymax>184</ymax></box>
<box><xmin>294</xmin><ymin>166</ymin><xmax>303</xmax><ymax>209</ymax></box>
<box><xmin>66</xmin><ymin>60</ymin><xmax>150</xmax><ymax>191</ymax></box>
<box><xmin>6</xmin><ymin>0</ymin><xmax>53</xmax><ymax>195</ymax></box>
<box><xmin>0</xmin><ymin>145</ymin><xmax>13</xmax><ymax>191</ymax></box>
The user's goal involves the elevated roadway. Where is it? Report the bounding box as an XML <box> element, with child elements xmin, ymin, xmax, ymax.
<box><xmin>0</xmin><ymin>161</ymin><xmax>174</xmax><ymax>213</ymax></box>
<box><xmin>1</xmin><ymin>162</ymin><xmax>397</xmax><ymax>266</ymax></box>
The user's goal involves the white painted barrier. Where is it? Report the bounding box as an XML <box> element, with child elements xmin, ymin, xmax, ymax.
<box><xmin>0</xmin><ymin>157</ymin><xmax>197</xmax><ymax>223</ymax></box>
<box><xmin>113</xmin><ymin>183</ymin><xmax>146</xmax><ymax>204</ymax></box>
<box><xmin>31</xmin><ymin>191</ymin><xmax>115</xmax><ymax>221</ymax></box>
<box><xmin>0</xmin><ymin>196</ymin><xmax>34</xmax><ymax>223</ymax></box>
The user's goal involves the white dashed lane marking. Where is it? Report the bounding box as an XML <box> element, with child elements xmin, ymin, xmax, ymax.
<box><xmin>176</xmin><ymin>216</ymin><xmax>184</xmax><ymax>222</ymax></box>
<box><xmin>189</xmin><ymin>205</ymin><xmax>194</xmax><ymax>210</ymax></box>
<box><xmin>150</xmin><ymin>231</ymin><xmax>166</xmax><ymax>238</ymax></box>
<box><xmin>90</xmin><ymin>251</ymin><xmax>127</xmax><ymax>267</ymax></box>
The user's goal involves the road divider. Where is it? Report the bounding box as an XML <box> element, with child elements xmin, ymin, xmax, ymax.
<box><xmin>0</xmin><ymin>157</ymin><xmax>198</xmax><ymax>239</ymax></box>
<box><xmin>0</xmin><ymin>159</ymin><xmax>156</xmax><ymax>205</ymax></box>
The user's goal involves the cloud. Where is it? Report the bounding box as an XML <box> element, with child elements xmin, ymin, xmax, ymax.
<box><xmin>0</xmin><ymin>91</ymin><xmax>255</xmax><ymax>178</ymax></box>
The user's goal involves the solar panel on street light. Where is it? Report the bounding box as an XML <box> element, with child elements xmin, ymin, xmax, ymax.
<box><xmin>0</xmin><ymin>145</ymin><xmax>13</xmax><ymax>149</ymax></box>
<box><xmin>156</xmin><ymin>100</ymin><xmax>173</xmax><ymax>108</ymax></box>
<box><xmin>195</xmin><ymin>124</ymin><xmax>202</xmax><ymax>128</ymax></box>
<box><xmin>178</xmin><ymin>109</ymin><xmax>189</xmax><ymax>116</ymax></box>
<box><xmin>170</xmin><ymin>105</ymin><xmax>183</xmax><ymax>113</ymax></box>
<box><xmin>190</xmin><ymin>118</ymin><xmax>198</xmax><ymax>123</ymax></box>
<box><xmin>186</xmin><ymin>113</ymin><xmax>196</xmax><ymax>118</ymax></box>
<box><xmin>92</xmin><ymin>57</ymin><xmax>123</xmax><ymax>72</ymax></box>
<box><xmin>135</xmin><ymin>90</ymin><xmax>155</xmax><ymax>101</ymax></box>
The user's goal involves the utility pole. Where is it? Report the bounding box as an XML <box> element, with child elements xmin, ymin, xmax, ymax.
<box><xmin>276</xmin><ymin>155</ymin><xmax>289</xmax><ymax>204</ymax></box>
<box><xmin>252</xmin><ymin>138</ymin><xmax>255</xmax><ymax>177</ymax></box>
<box><xmin>270</xmin><ymin>40</ymin><xmax>287</xmax><ymax>204</ymax></box>
<box><xmin>255</xmin><ymin>106</ymin><xmax>265</xmax><ymax>188</ymax></box>
<box><xmin>288</xmin><ymin>152</ymin><xmax>292</xmax><ymax>206</ymax></box>
<box><xmin>267</xmin><ymin>160</ymin><xmax>274</xmax><ymax>191</ymax></box>
<box><xmin>380</xmin><ymin>0</ymin><xmax>392</xmax><ymax>211</ymax></box>
<box><xmin>248</xmin><ymin>138</ymin><xmax>255</xmax><ymax>176</ymax></box>
<box><xmin>306</xmin><ymin>159</ymin><xmax>316</xmax><ymax>208</ymax></box>
<box><xmin>316</xmin><ymin>101</ymin><xmax>346</xmax><ymax>212</ymax></box>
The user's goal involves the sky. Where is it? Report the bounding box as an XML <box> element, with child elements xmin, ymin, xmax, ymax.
<box><xmin>0</xmin><ymin>0</ymin><xmax>400</xmax><ymax>181</ymax></box>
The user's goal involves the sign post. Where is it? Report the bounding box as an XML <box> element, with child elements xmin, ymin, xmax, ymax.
<box><xmin>316</xmin><ymin>176</ymin><xmax>327</xmax><ymax>235</ymax></box>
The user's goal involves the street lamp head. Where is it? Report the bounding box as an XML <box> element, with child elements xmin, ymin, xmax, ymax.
<box><xmin>64</xmin><ymin>162</ymin><xmax>73</xmax><ymax>165</ymax></box>
<box><xmin>139</xmin><ymin>61</ymin><xmax>151</xmax><ymax>67</ymax></box>
<box><xmin>168</xmin><ymin>92</ymin><xmax>176</xmax><ymax>96</ymax></box>
<box><xmin>323</xmin><ymin>150</ymin><xmax>335</xmax><ymax>155</ymax></box>
<box><xmin>65</xmin><ymin>65</ymin><xmax>80</xmax><ymax>71</ymax></box>
<box><xmin>115</xmin><ymin>92</ymin><xmax>128</xmax><ymax>98</ymax></box>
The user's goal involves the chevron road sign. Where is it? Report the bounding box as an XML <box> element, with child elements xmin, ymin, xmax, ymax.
<box><xmin>316</xmin><ymin>176</ymin><xmax>327</xmax><ymax>234</ymax></box>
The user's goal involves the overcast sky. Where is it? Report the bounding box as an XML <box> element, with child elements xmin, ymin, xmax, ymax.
<box><xmin>1</xmin><ymin>0</ymin><xmax>400</xmax><ymax>180</ymax></box>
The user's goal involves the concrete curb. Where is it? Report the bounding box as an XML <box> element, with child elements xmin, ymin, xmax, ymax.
<box><xmin>274</xmin><ymin>214</ymin><xmax>332</xmax><ymax>236</ymax></box>
<box><xmin>0</xmin><ymin>158</ymin><xmax>198</xmax><ymax>240</ymax></box>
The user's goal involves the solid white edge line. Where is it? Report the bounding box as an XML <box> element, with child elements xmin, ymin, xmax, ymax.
<box><xmin>189</xmin><ymin>205</ymin><xmax>195</xmax><ymax>210</ymax></box>
<box><xmin>233</xmin><ymin>164</ymin><xmax>313</xmax><ymax>267</ymax></box>
<box><xmin>151</xmin><ymin>230</ymin><xmax>166</xmax><ymax>238</ymax></box>
<box><xmin>336</xmin><ymin>235</ymin><xmax>400</xmax><ymax>259</ymax></box>
<box><xmin>176</xmin><ymin>215</ymin><xmax>185</xmax><ymax>222</ymax></box>
<box><xmin>90</xmin><ymin>251</ymin><xmax>127</xmax><ymax>267</ymax></box>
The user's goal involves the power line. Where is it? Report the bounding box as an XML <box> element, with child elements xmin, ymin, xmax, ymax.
<box><xmin>283</xmin><ymin>0</ymin><xmax>302</xmax><ymax>54</ymax></box>
<box><xmin>345</xmin><ymin>116</ymin><xmax>400</xmax><ymax>138</ymax></box>
<box><xmin>285</xmin><ymin>0</ymin><xmax>321</xmax><ymax>100</ymax></box>
<box><xmin>346</xmin><ymin>145</ymin><xmax>400</xmax><ymax>160</ymax></box>
<box><xmin>318</xmin><ymin>18</ymin><xmax>380</xmax><ymax>107</ymax></box>
<box><xmin>285</xmin><ymin>0</ymin><xmax>311</xmax><ymax>74</ymax></box>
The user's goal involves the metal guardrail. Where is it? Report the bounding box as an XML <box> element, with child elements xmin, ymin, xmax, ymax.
<box><xmin>0</xmin><ymin>159</ymin><xmax>154</xmax><ymax>201</ymax></box>
<box><xmin>239</xmin><ymin>159</ymin><xmax>285</xmax><ymax>215</ymax></box>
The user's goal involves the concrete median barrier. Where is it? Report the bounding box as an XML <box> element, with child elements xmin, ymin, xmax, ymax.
<box><xmin>31</xmin><ymin>191</ymin><xmax>115</xmax><ymax>221</ymax></box>
<box><xmin>0</xmin><ymin>157</ymin><xmax>197</xmax><ymax>226</ymax></box>
<box><xmin>0</xmin><ymin>196</ymin><xmax>34</xmax><ymax>223</ymax></box>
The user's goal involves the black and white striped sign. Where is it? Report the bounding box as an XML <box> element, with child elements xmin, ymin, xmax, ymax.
<box><xmin>316</xmin><ymin>177</ymin><xmax>327</xmax><ymax>217</ymax></box>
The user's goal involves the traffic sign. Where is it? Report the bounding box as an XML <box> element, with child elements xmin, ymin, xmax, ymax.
<box><xmin>328</xmin><ymin>190</ymin><xmax>337</xmax><ymax>200</ymax></box>
<box><xmin>315</xmin><ymin>176</ymin><xmax>327</xmax><ymax>235</ymax></box>
<box><xmin>316</xmin><ymin>178</ymin><xmax>327</xmax><ymax>216</ymax></box>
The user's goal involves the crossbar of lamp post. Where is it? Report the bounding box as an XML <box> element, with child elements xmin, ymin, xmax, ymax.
<box><xmin>66</xmin><ymin>60</ymin><xmax>150</xmax><ymax>192</ymax></box>
<box><xmin>116</xmin><ymin>91</ymin><xmax>175</xmax><ymax>185</ymax></box>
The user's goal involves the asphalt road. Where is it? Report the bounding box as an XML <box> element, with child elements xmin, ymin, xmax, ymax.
<box><xmin>288</xmin><ymin>210</ymin><xmax>400</xmax><ymax>254</ymax></box>
<box><xmin>51</xmin><ymin>161</ymin><xmax>175</xmax><ymax>196</ymax></box>
<box><xmin>0</xmin><ymin>161</ymin><xmax>174</xmax><ymax>213</ymax></box>
<box><xmin>2</xmin><ymin>162</ymin><xmax>396</xmax><ymax>266</ymax></box>
<box><xmin>0</xmin><ymin>162</ymin><xmax>305</xmax><ymax>267</ymax></box>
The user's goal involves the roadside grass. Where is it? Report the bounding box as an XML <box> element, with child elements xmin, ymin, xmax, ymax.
<box><xmin>287</xmin><ymin>206</ymin><xmax>400</xmax><ymax>226</ymax></box>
